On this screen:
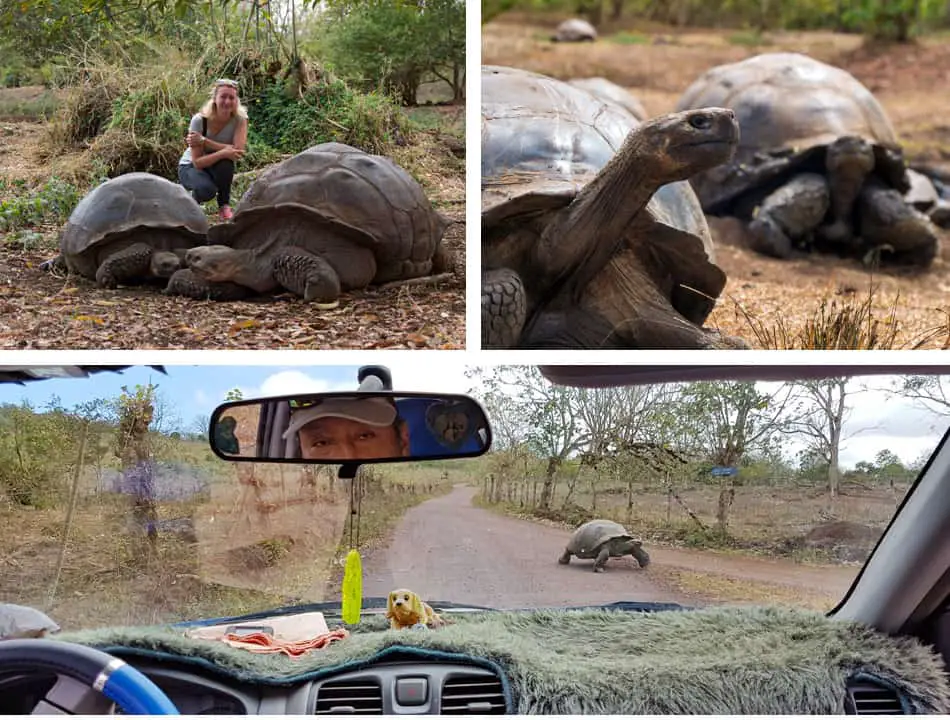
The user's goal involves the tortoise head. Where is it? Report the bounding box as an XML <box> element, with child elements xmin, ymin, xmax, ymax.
<box><xmin>825</xmin><ymin>135</ymin><xmax>876</xmax><ymax>179</ymax></box>
<box><xmin>185</xmin><ymin>245</ymin><xmax>243</xmax><ymax>282</ymax></box>
<box><xmin>150</xmin><ymin>250</ymin><xmax>184</xmax><ymax>279</ymax></box>
<box><xmin>635</xmin><ymin>107</ymin><xmax>740</xmax><ymax>183</ymax></box>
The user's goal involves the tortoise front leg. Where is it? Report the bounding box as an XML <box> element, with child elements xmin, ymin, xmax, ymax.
<box><xmin>558</xmin><ymin>548</ymin><xmax>572</xmax><ymax>565</ymax></box>
<box><xmin>522</xmin><ymin>299</ymin><xmax>746</xmax><ymax>350</ymax></box>
<box><xmin>271</xmin><ymin>247</ymin><xmax>342</xmax><ymax>306</ymax></box>
<box><xmin>482</xmin><ymin>267</ymin><xmax>527</xmax><ymax>348</ymax></box>
<box><xmin>747</xmin><ymin>173</ymin><xmax>831</xmax><ymax>259</ymax></box>
<box><xmin>164</xmin><ymin>268</ymin><xmax>251</xmax><ymax>301</ymax></box>
<box><xmin>95</xmin><ymin>243</ymin><xmax>154</xmax><ymax>288</ymax></box>
<box><xmin>593</xmin><ymin>546</ymin><xmax>610</xmax><ymax>573</ymax></box>
<box><xmin>857</xmin><ymin>177</ymin><xmax>940</xmax><ymax>268</ymax></box>
<box><xmin>630</xmin><ymin>544</ymin><xmax>651</xmax><ymax>569</ymax></box>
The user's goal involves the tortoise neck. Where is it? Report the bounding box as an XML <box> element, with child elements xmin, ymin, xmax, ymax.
<box><xmin>536</xmin><ymin>132</ymin><xmax>661</xmax><ymax>296</ymax></box>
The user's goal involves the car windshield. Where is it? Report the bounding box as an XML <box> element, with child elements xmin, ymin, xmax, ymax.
<box><xmin>1</xmin><ymin>364</ymin><xmax>948</xmax><ymax>632</ymax></box>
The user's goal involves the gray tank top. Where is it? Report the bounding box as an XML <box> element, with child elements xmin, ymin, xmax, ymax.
<box><xmin>179</xmin><ymin>113</ymin><xmax>239</xmax><ymax>165</ymax></box>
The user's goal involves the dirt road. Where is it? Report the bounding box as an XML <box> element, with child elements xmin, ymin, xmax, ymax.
<box><xmin>360</xmin><ymin>485</ymin><xmax>859</xmax><ymax>610</ymax></box>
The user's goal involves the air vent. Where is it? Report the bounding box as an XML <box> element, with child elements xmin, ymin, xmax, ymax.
<box><xmin>314</xmin><ymin>678</ymin><xmax>383</xmax><ymax>714</ymax></box>
<box><xmin>845</xmin><ymin>682</ymin><xmax>904</xmax><ymax>715</ymax></box>
<box><xmin>440</xmin><ymin>672</ymin><xmax>506</xmax><ymax>714</ymax></box>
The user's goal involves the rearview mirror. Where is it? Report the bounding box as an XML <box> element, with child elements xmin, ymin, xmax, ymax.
<box><xmin>209</xmin><ymin>391</ymin><xmax>492</xmax><ymax>464</ymax></box>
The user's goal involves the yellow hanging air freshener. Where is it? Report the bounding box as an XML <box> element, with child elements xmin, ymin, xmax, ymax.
<box><xmin>341</xmin><ymin>549</ymin><xmax>362</xmax><ymax>624</ymax></box>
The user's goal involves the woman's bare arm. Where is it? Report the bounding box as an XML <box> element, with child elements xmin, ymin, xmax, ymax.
<box><xmin>203</xmin><ymin>118</ymin><xmax>248</xmax><ymax>152</ymax></box>
<box><xmin>192</xmin><ymin>147</ymin><xmax>241</xmax><ymax>170</ymax></box>
<box><xmin>231</xmin><ymin>117</ymin><xmax>248</xmax><ymax>152</ymax></box>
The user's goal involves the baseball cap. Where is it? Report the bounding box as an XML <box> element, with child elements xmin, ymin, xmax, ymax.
<box><xmin>282</xmin><ymin>397</ymin><xmax>398</xmax><ymax>440</ymax></box>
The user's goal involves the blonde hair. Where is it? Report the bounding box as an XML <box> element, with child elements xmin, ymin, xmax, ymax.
<box><xmin>199</xmin><ymin>79</ymin><xmax>248</xmax><ymax>121</ymax></box>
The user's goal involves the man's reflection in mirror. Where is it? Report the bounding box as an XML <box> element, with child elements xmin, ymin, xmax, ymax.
<box><xmin>283</xmin><ymin>397</ymin><xmax>410</xmax><ymax>461</ymax></box>
<box><xmin>214</xmin><ymin>415</ymin><xmax>240</xmax><ymax>455</ymax></box>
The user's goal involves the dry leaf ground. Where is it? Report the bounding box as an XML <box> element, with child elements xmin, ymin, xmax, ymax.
<box><xmin>0</xmin><ymin>100</ymin><xmax>466</xmax><ymax>350</ymax></box>
<box><xmin>483</xmin><ymin>18</ymin><xmax>950</xmax><ymax>348</ymax></box>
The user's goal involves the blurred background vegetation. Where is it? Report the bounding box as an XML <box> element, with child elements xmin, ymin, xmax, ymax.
<box><xmin>483</xmin><ymin>0</ymin><xmax>950</xmax><ymax>42</ymax></box>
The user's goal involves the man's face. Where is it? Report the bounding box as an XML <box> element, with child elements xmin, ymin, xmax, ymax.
<box><xmin>298</xmin><ymin>416</ymin><xmax>409</xmax><ymax>460</ymax></box>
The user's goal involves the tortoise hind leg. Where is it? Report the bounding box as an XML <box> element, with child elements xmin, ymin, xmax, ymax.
<box><xmin>857</xmin><ymin>177</ymin><xmax>939</xmax><ymax>268</ymax></box>
<box><xmin>482</xmin><ymin>268</ymin><xmax>526</xmax><ymax>348</ymax></box>
<box><xmin>748</xmin><ymin>173</ymin><xmax>830</xmax><ymax>259</ymax></box>
<box><xmin>592</xmin><ymin>545</ymin><xmax>610</xmax><ymax>573</ymax></box>
<box><xmin>558</xmin><ymin>548</ymin><xmax>572</xmax><ymax>564</ymax></box>
<box><xmin>272</xmin><ymin>247</ymin><xmax>342</xmax><ymax>305</ymax></box>
<box><xmin>95</xmin><ymin>243</ymin><xmax>154</xmax><ymax>288</ymax></box>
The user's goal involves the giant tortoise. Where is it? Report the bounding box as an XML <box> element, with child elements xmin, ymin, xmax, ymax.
<box><xmin>0</xmin><ymin>603</ymin><xmax>60</xmax><ymax>640</ymax></box>
<box><xmin>552</xmin><ymin>18</ymin><xmax>597</xmax><ymax>42</ymax></box>
<box><xmin>481</xmin><ymin>65</ymin><xmax>748</xmax><ymax>350</ymax></box>
<box><xmin>558</xmin><ymin>519</ymin><xmax>651</xmax><ymax>572</ymax></box>
<box><xmin>165</xmin><ymin>142</ymin><xmax>453</xmax><ymax>304</ymax></box>
<box><xmin>675</xmin><ymin>52</ymin><xmax>939</xmax><ymax>267</ymax></box>
<box><xmin>44</xmin><ymin>173</ymin><xmax>208</xmax><ymax>288</ymax></box>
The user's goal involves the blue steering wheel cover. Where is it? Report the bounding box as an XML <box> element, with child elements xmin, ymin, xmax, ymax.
<box><xmin>0</xmin><ymin>639</ymin><xmax>178</xmax><ymax>715</ymax></box>
<box><xmin>101</xmin><ymin>663</ymin><xmax>180</xmax><ymax>715</ymax></box>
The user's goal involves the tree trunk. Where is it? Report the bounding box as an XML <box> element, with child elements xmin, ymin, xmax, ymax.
<box><xmin>625</xmin><ymin>478</ymin><xmax>634</xmax><ymax>525</ymax></box>
<box><xmin>561</xmin><ymin>463</ymin><xmax>582</xmax><ymax>508</ymax></box>
<box><xmin>47</xmin><ymin>422</ymin><xmax>89</xmax><ymax>609</ymax></box>
<box><xmin>539</xmin><ymin>456</ymin><xmax>559</xmax><ymax>509</ymax></box>
<box><xmin>716</xmin><ymin>478</ymin><xmax>735</xmax><ymax>535</ymax></box>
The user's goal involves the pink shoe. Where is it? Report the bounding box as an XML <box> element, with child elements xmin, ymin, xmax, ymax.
<box><xmin>219</xmin><ymin>205</ymin><xmax>233</xmax><ymax>220</ymax></box>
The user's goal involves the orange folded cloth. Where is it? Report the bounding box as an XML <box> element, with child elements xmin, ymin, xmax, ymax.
<box><xmin>220</xmin><ymin>628</ymin><xmax>349</xmax><ymax>658</ymax></box>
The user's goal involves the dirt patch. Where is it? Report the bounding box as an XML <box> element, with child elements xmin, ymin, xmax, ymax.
<box><xmin>0</xmin><ymin>215</ymin><xmax>465</xmax><ymax>349</ymax></box>
<box><xmin>482</xmin><ymin>20</ymin><xmax>950</xmax><ymax>348</ymax></box>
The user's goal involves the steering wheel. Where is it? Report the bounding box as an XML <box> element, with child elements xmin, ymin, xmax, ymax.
<box><xmin>0</xmin><ymin>639</ymin><xmax>179</xmax><ymax>714</ymax></box>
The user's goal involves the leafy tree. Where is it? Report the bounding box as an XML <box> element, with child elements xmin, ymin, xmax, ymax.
<box><xmin>676</xmin><ymin>381</ymin><xmax>795</xmax><ymax>534</ymax></box>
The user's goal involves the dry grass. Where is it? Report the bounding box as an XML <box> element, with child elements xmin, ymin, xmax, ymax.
<box><xmin>653</xmin><ymin>566</ymin><xmax>839</xmax><ymax>612</ymax></box>
<box><xmin>0</xmin><ymin>453</ymin><xmax>457</xmax><ymax>631</ymax></box>
<box><xmin>732</xmin><ymin>283</ymin><xmax>950</xmax><ymax>350</ymax></box>
<box><xmin>486</xmin><ymin>476</ymin><xmax>911</xmax><ymax>552</ymax></box>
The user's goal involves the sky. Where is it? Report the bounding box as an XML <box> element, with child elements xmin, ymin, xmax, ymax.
<box><xmin>0</xmin><ymin>365</ymin><xmax>947</xmax><ymax>469</ymax></box>
<box><xmin>0</xmin><ymin>360</ymin><xmax>480</xmax><ymax>434</ymax></box>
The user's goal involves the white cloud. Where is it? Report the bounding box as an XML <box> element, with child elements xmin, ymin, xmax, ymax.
<box><xmin>235</xmin><ymin>361</ymin><xmax>480</xmax><ymax>403</ymax></box>
<box><xmin>754</xmin><ymin>376</ymin><xmax>949</xmax><ymax>469</ymax></box>
<box><xmin>254</xmin><ymin>371</ymin><xmax>348</xmax><ymax>398</ymax></box>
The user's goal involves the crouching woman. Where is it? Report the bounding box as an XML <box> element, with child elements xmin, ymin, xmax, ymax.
<box><xmin>178</xmin><ymin>78</ymin><xmax>248</xmax><ymax>220</ymax></box>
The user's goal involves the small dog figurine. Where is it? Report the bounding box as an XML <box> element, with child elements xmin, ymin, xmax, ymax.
<box><xmin>386</xmin><ymin>588</ymin><xmax>443</xmax><ymax>630</ymax></box>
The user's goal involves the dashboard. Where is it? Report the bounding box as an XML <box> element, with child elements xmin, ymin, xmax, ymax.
<box><xmin>0</xmin><ymin>653</ymin><xmax>508</xmax><ymax>715</ymax></box>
